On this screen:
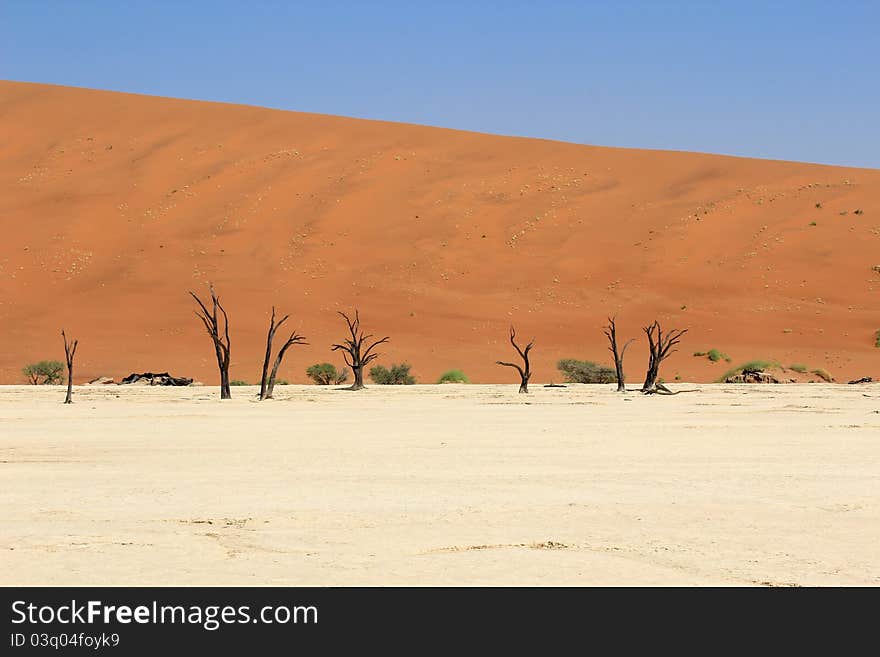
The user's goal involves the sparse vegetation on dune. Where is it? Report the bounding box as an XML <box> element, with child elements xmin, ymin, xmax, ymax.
<box><xmin>694</xmin><ymin>348</ymin><xmax>730</xmax><ymax>363</ymax></box>
<box><xmin>811</xmin><ymin>368</ymin><xmax>833</xmax><ymax>383</ymax></box>
<box><xmin>718</xmin><ymin>360</ymin><xmax>834</xmax><ymax>383</ymax></box>
<box><xmin>437</xmin><ymin>369</ymin><xmax>469</xmax><ymax>384</ymax></box>
<box><xmin>229</xmin><ymin>380</ymin><xmax>249</xmax><ymax>386</ymax></box>
<box><xmin>717</xmin><ymin>360</ymin><xmax>781</xmax><ymax>383</ymax></box>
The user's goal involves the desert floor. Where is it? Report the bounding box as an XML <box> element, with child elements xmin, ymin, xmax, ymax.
<box><xmin>2</xmin><ymin>383</ymin><xmax>878</xmax><ymax>586</ymax></box>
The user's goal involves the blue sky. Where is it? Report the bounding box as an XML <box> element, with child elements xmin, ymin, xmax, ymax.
<box><xmin>2</xmin><ymin>1</ymin><xmax>878</xmax><ymax>167</ymax></box>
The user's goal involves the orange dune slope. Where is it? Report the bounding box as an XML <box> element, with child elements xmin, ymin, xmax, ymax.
<box><xmin>1</xmin><ymin>81</ymin><xmax>878</xmax><ymax>384</ymax></box>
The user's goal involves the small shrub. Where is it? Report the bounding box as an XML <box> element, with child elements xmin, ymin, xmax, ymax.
<box><xmin>230</xmin><ymin>380</ymin><xmax>249</xmax><ymax>386</ymax></box>
<box><xmin>369</xmin><ymin>363</ymin><xmax>416</xmax><ymax>385</ymax></box>
<box><xmin>789</xmin><ymin>364</ymin><xmax>808</xmax><ymax>373</ymax></box>
<box><xmin>706</xmin><ymin>348</ymin><xmax>728</xmax><ymax>362</ymax></box>
<box><xmin>275</xmin><ymin>379</ymin><xmax>290</xmax><ymax>386</ymax></box>
<box><xmin>437</xmin><ymin>369</ymin><xmax>469</xmax><ymax>384</ymax></box>
<box><xmin>854</xmin><ymin>209</ymin><xmax>863</xmax><ymax>215</ymax></box>
<box><xmin>815</xmin><ymin>202</ymin><xmax>822</xmax><ymax>209</ymax></box>
<box><xmin>811</xmin><ymin>368</ymin><xmax>833</xmax><ymax>382</ymax></box>
<box><xmin>306</xmin><ymin>363</ymin><xmax>349</xmax><ymax>385</ymax></box>
<box><xmin>22</xmin><ymin>360</ymin><xmax>64</xmax><ymax>385</ymax></box>
<box><xmin>694</xmin><ymin>349</ymin><xmax>728</xmax><ymax>362</ymax></box>
<box><xmin>875</xmin><ymin>330</ymin><xmax>880</xmax><ymax>348</ymax></box>
<box><xmin>716</xmin><ymin>360</ymin><xmax>781</xmax><ymax>383</ymax></box>
<box><xmin>808</xmin><ymin>221</ymin><xmax>817</xmax><ymax>227</ymax></box>
<box><xmin>557</xmin><ymin>359</ymin><xmax>616</xmax><ymax>384</ymax></box>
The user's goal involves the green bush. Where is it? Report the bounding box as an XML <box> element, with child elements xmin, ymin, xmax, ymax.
<box><xmin>437</xmin><ymin>369</ymin><xmax>469</xmax><ymax>384</ymax></box>
<box><xmin>557</xmin><ymin>359</ymin><xmax>616</xmax><ymax>384</ymax></box>
<box><xmin>811</xmin><ymin>368</ymin><xmax>833</xmax><ymax>382</ymax></box>
<box><xmin>695</xmin><ymin>349</ymin><xmax>730</xmax><ymax>362</ymax></box>
<box><xmin>789</xmin><ymin>364</ymin><xmax>808</xmax><ymax>373</ymax></box>
<box><xmin>230</xmin><ymin>380</ymin><xmax>249</xmax><ymax>386</ymax></box>
<box><xmin>875</xmin><ymin>329</ymin><xmax>880</xmax><ymax>348</ymax></box>
<box><xmin>275</xmin><ymin>379</ymin><xmax>290</xmax><ymax>386</ymax></box>
<box><xmin>22</xmin><ymin>360</ymin><xmax>64</xmax><ymax>385</ymax></box>
<box><xmin>706</xmin><ymin>348</ymin><xmax>729</xmax><ymax>362</ymax></box>
<box><xmin>306</xmin><ymin>363</ymin><xmax>349</xmax><ymax>385</ymax></box>
<box><xmin>369</xmin><ymin>363</ymin><xmax>416</xmax><ymax>385</ymax></box>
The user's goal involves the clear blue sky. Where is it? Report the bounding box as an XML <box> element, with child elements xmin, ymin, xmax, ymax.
<box><xmin>2</xmin><ymin>1</ymin><xmax>878</xmax><ymax>167</ymax></box>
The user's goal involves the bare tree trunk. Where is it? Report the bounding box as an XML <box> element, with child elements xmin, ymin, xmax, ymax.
<box><xmin>219</xmin><ymin>368</ymin><xmax>230</xmax><ymax>399</ymax></box>
<box><xmin>641</xmin><ymin>321</ymin><xmax>687</xmax><ymax>394</ymax></box>
<box><xmin>496</xmin><ymin>325</ymin><xmax>534</xmax><ymax>394</ymax></box>
<box><xmin>262</xmin><ymin>312</ymin><xmax>306</xmax><ymax>400</ymax></box>
<box><xmin>259</xmin><ymin>307</ymin><xmax>279</xmax><ymax>401</ymax></box>
<box><xmin>265</xmin><ymin>349</ymin><xmax>288</xmax><ymax>399</ymax></box>
<box><xmin>190</xmin><ymin>285</ymin><xmax>232</xmax><ymax>400</ymax></box>
<box><xmin>331</xmin><ymin>310</ymin><xmax>389</xmax><ymax>391</ymax></box>
<box><xmin>351</xmin><ymin>366</ymin><xmax>365</xmax><ymax>391</ymax></box>
<box><xmin>61</xmin><ymin>330</ymin><xmax>78</xmax><ymax>404</ymax></box>
<box><xmin>603</xmin><ymin>316</ymin><xmax>634</xmax><ymax>393</ymax></box>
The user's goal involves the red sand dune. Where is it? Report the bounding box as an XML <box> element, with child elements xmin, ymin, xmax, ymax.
<box><xmin>1</xmin><ymin>81</ymin><xmax>878</xmax><ymax>385</ymax></box>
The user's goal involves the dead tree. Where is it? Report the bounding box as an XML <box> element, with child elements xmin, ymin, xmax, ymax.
<box><xmin>603</xmin><ymin>316</ymin><xmax>634</xmax><ymax>392</ymax></box>
<box><xmin>190</xmin><ymin>285</ymin><xmax>232</xmax><ymax>400</ymax></box>
<box><xmin>259</xmin><ymin>306</ymin><xmax>307</xmax><ymax>400</ymax></box>
<box><xmin>641</xmin><ymin>321</ymin><xmax>687</xmax><ymax>394</ymax></box>
<box><xmin>330</xmin><ymin>310</ymin><xmax>389</xmax><ymax>390</ymax></box>
<box><xmin>496</xmin><ymin>325</ymin><xmax>534</xmax><ymax>393</ymax></box>
<box><xmin>61</xmin><ymin>330</ymin><xmax>78</xmax><ymax>404</ymax></box>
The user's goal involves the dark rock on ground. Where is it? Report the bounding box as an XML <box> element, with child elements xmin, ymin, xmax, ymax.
<box><xmin>725</xmin><ymin>369</ymin><xmax>780</xmax><ymax>384</ymax></box>
<box><xmin>120</xmin><ymin>372</ymin><xmax>193</xmax><ymax>386</ymax></box>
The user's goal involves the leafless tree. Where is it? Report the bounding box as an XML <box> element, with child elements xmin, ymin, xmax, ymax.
<box><xmin>259</xmin><ymin>306</ymin><xmax>307</xmax><ymax>400</ymax></box>
<box><xmin>496</xmin><ymin>325</ymin><xmax>534</xmax><ymax>393</ymax></box>
<box><xmin>330</xmin><ymin>310</ymin><xmax>389</xmax><ymax>390</ymax></box>
<box><xmin>190</xmin><ymin>285</ymin><xmax>232</xmax><ymax>400</ymax></box>
<box><xmin>641</xmin><ymin>321</ymin><xmax>687</xmax><ymax>394</ymax></box>
<box><xmin>603</xmin><ymin>316</ymin><xmax>634</xmax><ymax>392</ymax></box>
<box><xmin>61</xmin><ymin>329</ymin><xmax>78</xmax><ymax>404</ymax></box>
